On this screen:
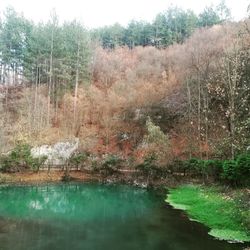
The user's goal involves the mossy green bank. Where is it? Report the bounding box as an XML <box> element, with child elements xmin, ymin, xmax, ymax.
<box><xmin>166</xmin><ymin>185</ymin><xmax>250</xmax><ymax>242</ymax></box>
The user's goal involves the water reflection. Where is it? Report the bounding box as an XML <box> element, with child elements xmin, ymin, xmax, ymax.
<box><xmin>0</xmin><ymin>184</ymin><xmax>247</xmax><ymax>250</ymax></box>
<box><xmin>0</xmin><ymin>184</ymin><xmax>151</xmax><ymax>221</ymax></box>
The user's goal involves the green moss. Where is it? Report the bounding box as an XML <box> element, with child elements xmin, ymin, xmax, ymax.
<box><xmin>209</xmin><ymin>229</ymin><xmax>250</xmax><ymax>242</ymax></box>
<box><xmin>166</xmin><ymin>185</ymin><xmax>250</xmax><ymax>242</ymax></box>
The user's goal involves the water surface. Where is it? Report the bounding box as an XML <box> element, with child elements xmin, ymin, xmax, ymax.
<box><xmin>0</xmin><ymin>183</ymin><xmax>246</xmax><ymax>250</ymax></box>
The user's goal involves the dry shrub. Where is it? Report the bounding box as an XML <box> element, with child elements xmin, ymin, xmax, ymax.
<box><xmin>52</xmin><ymin>45</ymin><xmax>179</xmax><ymax>155</ymax></box>
<box><xmin>2</xmin><ymin>21</ymin><xmax>249</xmax><ymax>161</ymax></box>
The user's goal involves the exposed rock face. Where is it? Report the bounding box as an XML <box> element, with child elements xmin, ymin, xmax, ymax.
<box><xmin>31</xmin><ymin>139</ymin><xmax>79</xmax><ymax>165</ymax></box>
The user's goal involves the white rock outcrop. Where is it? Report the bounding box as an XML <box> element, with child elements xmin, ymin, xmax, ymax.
<box><xmin>31</xmin><ymin>138</ymin><xmax>79</xmax><ymax>165</ymax></box>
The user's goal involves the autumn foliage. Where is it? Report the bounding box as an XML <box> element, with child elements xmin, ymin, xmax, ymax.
<box><xmin>0</xmin><ymin>20</ymin><xmax>249</xmax><ymax>168</ymax></box>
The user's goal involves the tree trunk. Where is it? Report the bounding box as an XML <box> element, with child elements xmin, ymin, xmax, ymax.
<box><xmin>186</xmin><ymin>79</ymin><xmax>192</xmax><ymax>159</ymax></box>
<box><xmin>73</xmin><ymin>41</ymin><xmax>80</xmax><ymax>133</ymax></box>
<box><xmin>48</xmin><ymin>27</ymin><xmax>54</xmax><ymax>126</ymax></box>
<box><xmin>198</xmin><ymin>74</ymin><xmax>202</xmax><ymax>159</ymax></box>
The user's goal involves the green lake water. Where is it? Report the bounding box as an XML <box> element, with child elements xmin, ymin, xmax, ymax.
<box><xmin>0</xmin><ymin>183</ymin><xmax>247</xmax><ymax>250</ymax></box>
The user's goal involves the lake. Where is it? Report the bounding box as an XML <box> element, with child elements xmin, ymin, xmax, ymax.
<box><xmin>0</xmin><ymin>183</ymin><xmax>246</xmax><ymax>250</ymax></box>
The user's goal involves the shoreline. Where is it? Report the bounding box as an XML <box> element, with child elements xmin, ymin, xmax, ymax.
<box><xmin>0</xmin><ymin>170</ymin><xmax>182</xmax><ymax>188</ymax></box>
<box><xmin>166</xmin><ymin>185</ymin><xmax>250</xmax><ymax>243</ymax></box>
<box><xmin>0</xmin><ymin>171</ymin><xmax>101</xmax><ymax>185</ymax></box>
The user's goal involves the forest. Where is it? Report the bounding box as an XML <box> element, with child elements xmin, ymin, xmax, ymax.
<box><xmin>0</xmin><ymin>3</ymin><xmax>249</xmax><ymax>181</ymax></box>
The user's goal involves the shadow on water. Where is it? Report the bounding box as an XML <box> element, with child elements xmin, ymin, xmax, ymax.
<box><xmin>0</xmin><ymin>183</ymin><xmax>248</xmax><ymax>250</ymax></box>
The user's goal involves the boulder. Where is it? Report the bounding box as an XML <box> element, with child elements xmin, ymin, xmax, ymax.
<box><xmin>31</xmin><ymin>138</ymin><xmax>79</xmax><ymax>166</ymax></box>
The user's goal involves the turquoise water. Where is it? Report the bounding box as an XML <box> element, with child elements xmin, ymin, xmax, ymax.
<box><xmin>0</xmin><ymin>183</ymin><xmax>246</xmax><ymax>250</ymax></box>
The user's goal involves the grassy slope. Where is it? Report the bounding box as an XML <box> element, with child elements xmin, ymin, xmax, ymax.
<box><xmin>166</xmin><ymin>185</ymin><xmax>250</xmax><ymax>242</ymax></box>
